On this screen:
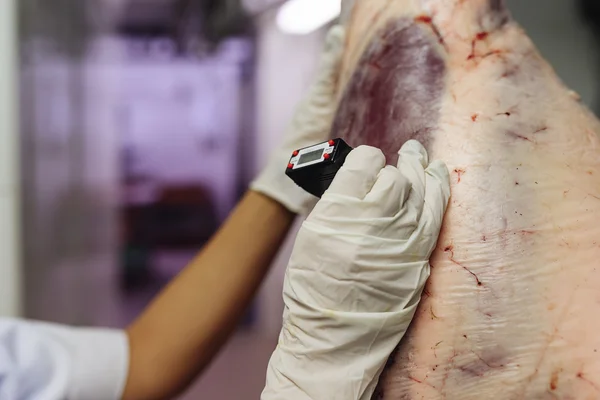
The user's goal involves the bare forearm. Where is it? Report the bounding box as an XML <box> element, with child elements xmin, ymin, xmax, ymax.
<box><xmin>122</xmin><ymin>191</ymin><xmax>295</xmax><ymax>400</ymax></box>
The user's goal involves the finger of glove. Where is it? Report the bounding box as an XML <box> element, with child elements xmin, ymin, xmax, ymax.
<box><xmin>424</xmin><ymin>159</ymin><xmax>451</xmax><ymax>225</ymax></box>
<box><xmin>397</xmin><ymin>140</ymin><xmax>428</xmax><ymax>213</ymax></box>
<box><xmin>364</xmin><ymin>165</ymin><xmax>412</xmax><ymax>218</ymax></box>
<box><xmin>326</xmin><ymin>146</ymin><xmax>385</xmax><ymax>200</ymax></box>
<box><xmin>427</xmin><ymin>159</ymin><xmax>451</xmax><ymax>203</ymax></box>
<box><xmin>414</xmin><ymin>160</ymin><xmax>451</xmax><ymax>251</ymax></box>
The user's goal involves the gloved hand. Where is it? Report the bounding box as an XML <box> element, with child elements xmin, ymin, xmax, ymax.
<box><xmin>261</xmin><ymin>141</ymin><xmax>451</xmax><ymax>400</ymax></box>
<box><xmin>250</xmin><ymin>25</ymin><xmax>345</xmax><ymax>215</ymax></box>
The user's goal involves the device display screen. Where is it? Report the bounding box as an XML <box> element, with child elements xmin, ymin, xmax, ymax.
<box><xmin>298</xmin><ymin>149</ymin><xmax>324</xmax><ymax>165</ymax></box>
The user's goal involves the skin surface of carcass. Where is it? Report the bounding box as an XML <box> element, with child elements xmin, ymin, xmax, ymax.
<box><xmin>332</xmin><ymin>0</ymin><xmax>600</xmax><ymax>398</ymax></box>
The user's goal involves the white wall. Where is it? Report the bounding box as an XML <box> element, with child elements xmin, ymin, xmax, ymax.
<box><xmin>0</xmin><ymin>0</ymin><xmax>22</xmax><ymax>317</ymax></box>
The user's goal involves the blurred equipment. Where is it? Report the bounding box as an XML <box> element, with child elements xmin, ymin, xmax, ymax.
<box><xmin>276</xmin><ymin>0</ymin><xmax>341</xmax><ymax>35</ymax></box>
<box><xmin>192</xmin><ymin>0</ymin><xmax>253</xmax><ymax>45</ymax></box>
<box><xmin>116</xmin><ymin>0</ymin><xmax>253</xmax><ymax>53</ymax></box>
<box><xmin>121</xmin><ymin>184</ymin><xmax>218</xmax><ymax>291</ymax></box>
<box><xmin>19</xmin><ymin>0</ymin><xmax>91</xmax><ymax>56</ymax></box>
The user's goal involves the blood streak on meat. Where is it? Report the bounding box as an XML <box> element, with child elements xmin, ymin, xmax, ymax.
<box><xmin>577</xmin><ymin>372</ymin><xmax>600</xmax><ymax>391</ymax></box>
<box><xmin>415</xmin><ymin>15</ymin><xmax>446</xmax><ymax>48</ymax></box>
<box><xmin>468</xmin><ymin>32</ymin><xmax>489</xmax><ymax>60</ymax></box>
<box><xmin>336</xmin><ymin>0</ymin><xmax>600</xmax><ymax>399</ymax></box>
<box><xmin>446</xmin><ymin>246</ymin><xmax>483</xmax><ymax>286</ymax></box>
<box><xmin>550</xmin><ymin>370</ymin><xmax>559</xmax><ymax>391</ymax></box>
<box><xmin>415</xmin><ymin>15</ymin><xmax>432</xmax><ymax>24</ymax></box>
<box><xmin>454</xmin><ymin>168</ymin><xmax>466</xmax><ymax>183</ymax></box>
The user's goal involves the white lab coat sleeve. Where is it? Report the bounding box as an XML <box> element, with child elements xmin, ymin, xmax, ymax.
<box><xmin>0</xmin><ymin>318</ymin><xmax>129</xmax><ymax>400</ymax></box>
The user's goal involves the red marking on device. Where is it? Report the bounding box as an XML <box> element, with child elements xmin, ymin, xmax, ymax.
<box><xmin>293</xmin><ymin>150</ymin><xmax>299</xmax><ymax>156</ymax></box>
<box><xmin>287</xmin><ymin>163</ymin><xmax>294</xmax><ymax>169</ymax></box>
<box><xmin>323</xmin><ymin>153</ymin><xmax>331</xmax><ymax>160</ymax></box>
<box><xmin>328</xmin><ymin>140</ymin><xmax>335</xmax><ymax>146</ymax></box>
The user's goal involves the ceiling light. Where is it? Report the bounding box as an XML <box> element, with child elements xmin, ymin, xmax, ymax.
<box><xmin>276</xmin><ymin>0</ymin><xmax>341</xmax><ymax>35</ymax></box>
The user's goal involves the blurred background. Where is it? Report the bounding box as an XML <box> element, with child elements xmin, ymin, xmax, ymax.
<box><xmin>0</xmin><ymin>0</ymin><xmax>599</xmax><ymax>398</ymax></box>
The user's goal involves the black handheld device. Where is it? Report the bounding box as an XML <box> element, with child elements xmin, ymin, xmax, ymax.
<box><xmin>285</xmin><ymin>138</ymin><xmax>354</xmax><ymax>198</ymax></box>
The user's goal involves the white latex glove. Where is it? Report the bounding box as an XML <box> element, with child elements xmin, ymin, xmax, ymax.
<box><xmin>261</xmin><ymin>141</ymin><xmax>451</xmax><ymax>400</ymax></box>
<box><xmin>250</xmin><ymin>25</ymin><xmax>345</xmax><ymax>215</ymax></box>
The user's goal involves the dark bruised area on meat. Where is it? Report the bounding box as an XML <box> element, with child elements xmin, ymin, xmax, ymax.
<box><xmin>331</xmin><ymin>18</ymin><xmax>446</xmax><ymax>164</ymax></box>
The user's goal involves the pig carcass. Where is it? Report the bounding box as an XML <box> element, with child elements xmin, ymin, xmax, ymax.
<box><xmin>332</xmin><ymin>0</ymin><xmax>600</xmax><ymax>398</ymax></box>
